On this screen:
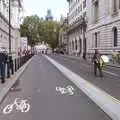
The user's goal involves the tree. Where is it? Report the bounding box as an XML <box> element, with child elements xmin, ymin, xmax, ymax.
<box><xmin>20</xmin><ymin>15</ymin><xmax>60</xmax><ymax>49</ymax></box>
<box><xmin>38</xmin><ymin>21</ymin><xmax>60</xmax><ymax>50</ymax></box>
<box><xmin>20</xmin><ymin>15</ymin><xmax>41</xmax><ymax>46</ymax></box>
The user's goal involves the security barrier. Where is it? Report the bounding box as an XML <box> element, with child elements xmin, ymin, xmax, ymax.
<box><xmin>0</xmin><ymin>53</ymin><xmax>34</xmax><ymax>83</ymax></box>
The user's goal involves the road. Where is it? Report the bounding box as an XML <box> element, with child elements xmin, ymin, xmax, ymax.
<box><xmin>0</xmin><ymin>55</ymin><xmax>111</xmax><ymax>120</ymax></box>
<box><xmin>49</xmin><ymin>54</ymin><xmax>120</xmax><ymax>100</ymax></box>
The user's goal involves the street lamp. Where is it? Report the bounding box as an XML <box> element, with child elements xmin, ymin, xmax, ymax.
<box><xmin>82</xmin><ymin>17</ymin><xmax>87</xmax><ymax>59</ymax></box>
<box><xmin>9</xmin><ymin>0</ymin><xmax>11</xmax><ymax>54</ymax></box>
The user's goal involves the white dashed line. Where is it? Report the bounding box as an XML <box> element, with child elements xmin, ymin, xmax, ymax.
<box><xmin>103</xmin><ymin>70</ymin><xmax>119</xmax><ymax>77</ymax></box>
<box><xmin>38</xmin><ymin>89</ymin><xmax>41</xmax><ymax>93</ymax></box>
<box><xmin>81</xmin><ymin>64</ymin><xmax>89</xmax><ymax>68</ymax></box>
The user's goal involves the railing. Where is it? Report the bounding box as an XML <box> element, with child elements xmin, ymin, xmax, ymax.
<box><xmin>0</xmin><ymin>53</ymin><xmax>34</xmax><ymax>83</ymax></box>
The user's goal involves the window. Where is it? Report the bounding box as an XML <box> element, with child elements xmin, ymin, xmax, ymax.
<box><xmin>78</xmin><ymin>4</ymin><xmax>82</xmax><ymax>12</ymax></box>
<box><xmin>83</xmin><ymin>12</ymin><xmax>86</xmax><ymax>17</ymax></box>
<box><xmin>119</xmin><ymin>0</ymin><xmax>120</xmax><ymax>9</ymax></box>
<box><xmin>75</xmin><ymin>39</ymin><xmax>77</xmax><ymax>50</ymax></box>
<box><xmin>72</xmin><ymin>41</ymin><xmax>74</xmax><ymax>50</ymax></box>
<box><xmin>113</xmin><ymin>27</ymin><xmax>118</xmax><ymax>47</ymax></box>
<box><xmin>83</xmin><ymin>0</ymin><xmax>86</xmax><ymax>9</ymax></box>
<box><xmin>112</xmin><ymin>0</ymin><xmax>117</xmax><ymax>13</ymax></box>
<box><xmin>79</xmin><ymin>38</ymin><xmax>81</xmax><ymax>53</ymax></box>
<box><xmin>95</xmin><ymin>32</ymin><xmax>97</xmax><ymax>47</ymax></box>
<box><xmin>94</xmin><ymin>1</ymin><xmax>99</xmax><ymax>22</ymax></box>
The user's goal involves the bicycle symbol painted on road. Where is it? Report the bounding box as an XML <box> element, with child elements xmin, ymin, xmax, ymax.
<box><xmin>3</xmin><ymin>98</ymin><xmax>30</xmax><ymax>114</ymax></box>
<box><xmin>56</xmin><ymin>85</ymin><xmax>75</xmax><ymax>95</ymax></box>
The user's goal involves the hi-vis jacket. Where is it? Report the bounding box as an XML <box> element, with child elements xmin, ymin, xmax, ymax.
<box><xmin>93</xmin><ymin>54</ymin><xmax>104</xmax><ymax>68</ymax></box>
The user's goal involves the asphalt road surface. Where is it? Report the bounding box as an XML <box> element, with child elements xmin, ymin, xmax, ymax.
<box><xmin>49</xmin><ymin>54</ymin><xmax>120</xmax><ymax>100</ymax></box>
<box><xmin>0</xmin><ymin>55</ymin><xmax>111</xmax><ymax>120</ymax></box>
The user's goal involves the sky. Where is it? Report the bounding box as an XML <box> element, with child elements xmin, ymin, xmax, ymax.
<box><xmin>23</xmin><ymin>0</ymin><xmax>69</xmax><ymax>21</ymax></box>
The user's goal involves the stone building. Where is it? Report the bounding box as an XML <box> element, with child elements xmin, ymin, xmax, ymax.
<box><xmin>67</xmin><ymin>0</ymin><xmax>87</xmax><ymax>58</ymax></box>
<box><xmin>58</xmin><ymin>16</ymin><xmax>68</xmax><ymax>54</ymax></box>
<box><xmin>45</xmin><ymin>9</ymin><xmax>53</xmax><ymax>21</ymax></box>
<box><xmin>0</xmin><ymin>0</ymin><xmax>23</xmax><ymax>55</ymax></box>
<box><xmin>87</xmin><ymin>0</ymin><xmax>120</xmax><ymax>54</ymax></box>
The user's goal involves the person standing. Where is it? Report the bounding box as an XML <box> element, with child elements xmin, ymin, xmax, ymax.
<box><xmin>92</xmin><ymin>50</ymin><xmax>104</xmax><ymax>77</ymax></box>
<box><xmin>0</xmin><ymin>50</ymin><xmax>8</xmax><ymax>83</ymax></box>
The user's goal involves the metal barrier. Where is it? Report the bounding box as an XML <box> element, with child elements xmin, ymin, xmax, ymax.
<box><xmin>0</xmin><ymin>54</ymin><xmax>34</xmax><ymax>83</ymax></box>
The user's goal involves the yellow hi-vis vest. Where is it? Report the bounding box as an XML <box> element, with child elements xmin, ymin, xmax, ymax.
<box><xmin>99</xmin><ymin>56</ymin><xmax>104</xmax><ymax>68</ymax></box>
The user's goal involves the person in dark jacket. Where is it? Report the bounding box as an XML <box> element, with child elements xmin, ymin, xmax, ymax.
<box><xmin>92</xmin><ymin>50</ymin><xmax>104</xmax><ymax>77</ymax></box>
<box><xmin>0</xmin><ymin>51</ymin><xmax>8</xmax><ymax>83</ymax></box>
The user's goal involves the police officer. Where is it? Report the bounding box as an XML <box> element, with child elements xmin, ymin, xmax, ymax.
<box><xmin>92</xmin><ymin>50</ymin><xmax>104</xmax><ymax>77</ymax></box>
<box><xmin>0</xmin><ymin>50</ymin><xmax>8</xmax><ymax>83</ymax></box>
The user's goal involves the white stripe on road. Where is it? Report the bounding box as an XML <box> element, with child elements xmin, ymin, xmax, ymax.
<box><xmin>81</xmin><ymin>64</ymin><xmax>89</xmax><ymax>68</ymax></box>
<box><xmin>45</xmin><ymin>55</ymin><xmax>120</xmax><ymax>120</ymax></box>
<box><xmin>103</xmin><ymin>70</ymin><xmax>119</xmax><ymax>77</ymax></box>
<box><xmin>81</xmin><ymin>63</ymin><xmax>119</xmax><ymax>77</ymax></box>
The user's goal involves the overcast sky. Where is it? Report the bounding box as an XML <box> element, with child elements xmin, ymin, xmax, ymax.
<box><xmin>23</xmin><ymin>0</ymin><xmax>69</xmax><ymax>21</ymax></box>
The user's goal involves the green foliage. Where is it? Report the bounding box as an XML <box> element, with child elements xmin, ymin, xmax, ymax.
<box><xmin>20</xmin><ymin>15</ymin><xmax>60</xmax><ymax>49</ymax></box>
<box><xmin>38</xmin><ymin>21</ymin><xmax>60</xmax><ymax>50</ymax></box>
<box><xmin>20</xmin><ymin>15</ymin><xmax>41</xmax><ymax>46</ymax></box>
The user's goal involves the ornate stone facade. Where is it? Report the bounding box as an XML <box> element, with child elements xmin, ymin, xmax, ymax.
<box><xmin>67</xmin><ymin>0</ymin><xmax>87</xmax><ymax>58</ymax></box>
<box><xmin>0</xmin><ymin>0</ymin><xmax>23</xmax><ymax>54</ymax></box>
<box><xmin>87</xmin><ymin>0</ymin><xmax>120</xmax><ymax>54</ymax></box>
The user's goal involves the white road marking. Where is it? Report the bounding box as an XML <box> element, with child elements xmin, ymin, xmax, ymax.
<box><xmin>45</xmin><ymin>55</ymin><xmax>120</xmax><ymax>120</ymax></box>
<box><xmin>81</xmin><ymin>64</ymin><xmax>119</xmax><ymax>77</ymax></box>
<box><xmin>3</xmin><ymin>98</ymin><xmax>30</xmax><ymax>114</ymax></box>
<box><xmin>103</xmin><ymin>70</ymin><xmax>119</xmax><ymax>77</ymax></box>
<box><xmin>38</xmin><ymin>89</ymin><xmax>41</xmax><ymax>93</ymax></box>
<box><xmin>81</xmin><ymin>64</ymin><xmax>89</xmax><ymax>68</ymax></box>
<box><xmin>56</xmin><ymin>85</ymin><xmax>75</xmax><ymax>95</ymax></box>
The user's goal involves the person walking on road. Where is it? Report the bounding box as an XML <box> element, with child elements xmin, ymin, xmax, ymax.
<box><xmin>92</xmin><ymin>50</ymin><xmax>104</xmax><ymax>77</ymax></box>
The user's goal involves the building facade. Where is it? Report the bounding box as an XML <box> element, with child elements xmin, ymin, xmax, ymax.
<box><xmin>67</xmin><ymin>0</ymin><xmax>87</xmax><ymax>58</ymax></box>
<box><xmin>0</xmin><ymin>0</ymin><xmax>23</xmax><ymax>55</ymax></box>
<box><xmin>87</xmin><ymin>0</ymin><xmax>120</xmax><ymax>54</ymax></box>
<box><xmin>58</xmin><ymin>16</ymin><xmax>68</xmax><ymax>53</ymax></box>
<box><xmin>45</xmin><ymin>9</ymin><xmax>53</xmax><ymax>21</ymax></box>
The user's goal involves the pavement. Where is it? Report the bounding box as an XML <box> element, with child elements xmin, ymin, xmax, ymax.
<box><xmin>0</xmin><ymin>55</ymin><xmax>111</xmax><ymax>120</ymax></box>
<box><xmin>0</xmin><ymin>55</ymin><xmax>35</xmax><ymax>104</ymax></box>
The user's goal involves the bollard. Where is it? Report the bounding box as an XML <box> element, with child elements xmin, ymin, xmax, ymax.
<box><xmin>18</xmin><ymin>57</ymin><xmax>20</xmax><ymax>69</ymax></box>
<box><xmin>9</xmin><ymin>56</ymin><xmax>14</xmax><ymax>75</ymax></box>
<box><xmin>15</xmin><ymin>59</ymin><xmax>17</xmax><ymax>72</ymax></box>
<box><xmin>7</xmin><ymin>59</ymin><xmax>10</xmax><ymax>78</ymax></box>
<box><xmin>1</xmin><ymin>63</ymin><xmax>6</xmax><ymax>83</ymax></box>
<box><xmin>17</xmin><ymin>58</ymin><xmax>19</xmax><ymax>70</ymax></box>
<box><xmin>19</xmin><ymin>57</ymin><xmax>21</xmax><ymax>68</ymax></box>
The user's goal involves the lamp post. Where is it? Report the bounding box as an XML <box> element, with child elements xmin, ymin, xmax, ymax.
<box><xmin>9</xmin><ymin>0</ymin><xmax>11</xmax><ymax>54</ymax></box>
<box><xmin>82</xmin><ymin>17</ymin><xmax>87</xmax><ymax>59</ymax></box>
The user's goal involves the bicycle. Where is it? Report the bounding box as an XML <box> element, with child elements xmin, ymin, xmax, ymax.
<box><xmin>56</xmin><ymin>85</ymin><xmax>75</xmax><ymax>95</ymax></box>
<box><xmin>3</xmin><ymin>98</ymin><xmax>30</xmax><ymax>114</ymax></box>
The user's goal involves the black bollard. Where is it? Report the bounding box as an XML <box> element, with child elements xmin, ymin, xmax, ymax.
<box><xmin>15</xmin><ymin>59</ymin><xmax>17</xmax><ymax>72</ymax></box>
<box><xmin>7</xmin><ymin>58</ymin><xmax>10</xmax><ymax>78</ymax></box>
<box><xmin>9</xmin><ymin>56</ymin><xmax>14</xmax><ymax>75</ymax></box>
